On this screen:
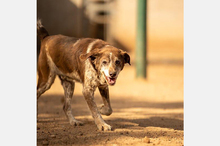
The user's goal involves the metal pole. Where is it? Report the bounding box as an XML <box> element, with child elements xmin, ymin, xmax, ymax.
<box><xmin>136</xmin><ymin>0</ymin><xmax>147</xmax><ymax>79</ymax></box>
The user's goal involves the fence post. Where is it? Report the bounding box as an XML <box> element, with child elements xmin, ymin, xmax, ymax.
<box><xmin>136</xmin><ymin>0</ymin><xmax>147</xmax><ymax>79</ymax></box>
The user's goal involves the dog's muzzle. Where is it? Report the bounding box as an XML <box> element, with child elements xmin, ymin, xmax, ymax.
<box><xmin>102</xmin><ymin>71</ymin><xmax>117</xmax><ymax>86</ymax></box>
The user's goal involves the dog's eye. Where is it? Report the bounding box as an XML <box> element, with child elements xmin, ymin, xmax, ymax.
<box><xmin>102</xmin><ymin>61</ymin><xmax>107</xmax><ymax>65</ymax></box>
<box><xmin>115</xmin><ymin>60</ymin><xmax>120</xmax><ymax>65</ymax></box>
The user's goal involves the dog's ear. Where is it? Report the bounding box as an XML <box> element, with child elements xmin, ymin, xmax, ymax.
<box><xmin>79</xmin><ymin>53</ymin><xmax>90</xmax><ymax>61</ymax></box>
<box><xmin>80</xmin><ymin>49</ymin><xmax>100</xmax><ymax>61</ymax></box>
<box><xmin>80</xmin><ymin>50</ymin><xmax>101</xmax><ymax>71</ymax></box>
<box><xmin>121</xmin><ymin>51</ymin><xmax>131</xmax><ymax>65</ymax></box>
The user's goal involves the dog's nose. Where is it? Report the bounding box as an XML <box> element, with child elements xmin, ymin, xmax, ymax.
<box><xmin>109</xmin><ymin>72</ymin><xmax>117</xmax><ymax>77</ymax></box>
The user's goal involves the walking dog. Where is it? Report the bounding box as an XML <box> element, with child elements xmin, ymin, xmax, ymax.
<box><xmin>37</xmin><ymin>20</ymin><xmax>130</xmax><ymax>131</ymax></box>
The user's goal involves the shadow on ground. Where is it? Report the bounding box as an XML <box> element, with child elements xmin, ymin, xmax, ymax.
<box><xmin>38</xmin><ymin>94</ymin><xmax>183</xmax><ymax>129</ymax></box>
<box><xmin>37</xmin><ymin>94</ymin><xmax>183</xmax><ymax>145</ymax></box>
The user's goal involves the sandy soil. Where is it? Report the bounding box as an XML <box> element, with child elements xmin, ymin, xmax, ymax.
<box><xmin>37</xmin><ymin>62</ymin><xmax>183</xmax><ymax>146</ymax></box>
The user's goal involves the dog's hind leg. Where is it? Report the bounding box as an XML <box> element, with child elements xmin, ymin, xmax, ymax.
<box><xmin>36</xmin><ymin>72</ymin><xmax>56</xmax><ymax>124</ymax></box>
<box><xmin>60</xmin><ymin>78</ymin><xmax>83</xmax><ymax>126</ymax></box>
<box><xmin>98</xmin><ymin>85</ymin><xmax>113</xmax><ymax>116</ymax></box>
<box><xmin>37</xmin><ymin>71</ymin><xmax>56</xmax><ymax>119</ymax></box>
<box><xmin>37</xmin><ymin>72</ymin><xmax>56</xmax><ymax>99</ymax></box>
<box><xmin>37</xmin><ymin>52</ymin><xmax>56</xmax><ymax>120</ymax></box>
<box><xmin>37</xmin><ymin>47</ymin><xmax>56</xmax><ymax>99</ymax></box>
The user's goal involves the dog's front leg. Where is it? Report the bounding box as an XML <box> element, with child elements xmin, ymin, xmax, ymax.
<box><xmin>83</xmin><ymin>86</ymin><xmax>112</xmax><ymax>131</ymax></box>
<box><xmin>61</xmin><ymin>79</ymin><xmax>83</xmax><ymax>126</ymax></box>
<box><xmin>98</xmin><ymin>85</ymin><xmax>112</xmax><ymax>116</ymax></box>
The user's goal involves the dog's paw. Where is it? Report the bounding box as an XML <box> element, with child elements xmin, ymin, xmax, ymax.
<box><xmin>70</xmin><ymin>119</ymin><xmax>84</xmax><ymax>126</ymax></box>
<box><xmin>98</xmin><ymin>104</ymin><xmax>112</xmax><ymax>116</ymax></box>
<box><xmin>97</xmin><ymin>123</ymin><xmax>112</xmax><ymax>131</ymax></box>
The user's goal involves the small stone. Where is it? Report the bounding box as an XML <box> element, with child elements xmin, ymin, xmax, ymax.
<box><xmin>50</xmin><ymin>134</ymin><xmax>56</xmax><ymax>138</ymax></box>
<box><xmin>143</xmin><ymin>136</ymin><xmax>150</xmax><ymax>143</ymax></box>
<box><xmin>156</xmin><ymin>140</ymin><xmax>161</xmax><ymax>145</ymax></box>
<box><xmin>42</xmin><ymin>140</ymin><xmax>49</xmax><ymax>145</ymax></box>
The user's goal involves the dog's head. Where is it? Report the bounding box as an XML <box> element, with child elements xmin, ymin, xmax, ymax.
<box><xmin>80</xmin><ymin>46</ymin><xmax>130</xmax><ymax>86</ymax></box>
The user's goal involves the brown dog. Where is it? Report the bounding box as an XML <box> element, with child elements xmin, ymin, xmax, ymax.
<box><xmin>37</xmin><ymin>20</ymin><xmax>130</xmax><ymax>131</ymax></box>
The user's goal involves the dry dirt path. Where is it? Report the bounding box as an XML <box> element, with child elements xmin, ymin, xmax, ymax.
<box><xmin>37</xmin><ymin>64</ymin><xmax>183</xmax><ymax>146</ymax></box>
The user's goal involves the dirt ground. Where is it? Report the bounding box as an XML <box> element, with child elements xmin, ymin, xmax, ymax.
<box><xmin>37</xmin><ymin>57</ymin><xmax>183</xmax><ymax>146</ymax></box>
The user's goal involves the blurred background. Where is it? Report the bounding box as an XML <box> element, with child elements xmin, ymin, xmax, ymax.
<box><xmin>37</xmin><ymin>0</ymin><xmax>183</xmax><ymax>65</ymax></box>
<box><xmin>37</xmin><ymin>0</ymin><xmax>183</xmax><ymax>145</ymax></box>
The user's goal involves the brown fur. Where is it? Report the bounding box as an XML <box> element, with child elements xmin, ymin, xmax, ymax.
<box><xmin>37</xmin><ymin>20</ymin><xmax>130</xmax><ymax>131</ymax></box>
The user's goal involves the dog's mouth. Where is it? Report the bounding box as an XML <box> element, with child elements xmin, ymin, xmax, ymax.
<box><xmin>102</xmin><ymin>72</ymin><xmax>117</xmax><ymax>86</ymax></box>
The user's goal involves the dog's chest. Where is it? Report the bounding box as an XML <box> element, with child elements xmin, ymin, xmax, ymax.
<box><xmin>84</xmin><ymin>59</ymin><xmax>101</xmax><ymax>87</ymax></box>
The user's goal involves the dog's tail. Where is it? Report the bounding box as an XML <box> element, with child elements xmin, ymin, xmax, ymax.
<box><xmin>37</xmin><ymin>19</ymin><xmax>49</xmax><ymax>40</ymax></box>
